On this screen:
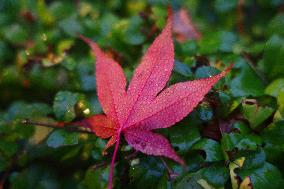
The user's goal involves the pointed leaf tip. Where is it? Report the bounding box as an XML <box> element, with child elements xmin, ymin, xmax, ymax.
<box><xmin>167</xmin><ymin>6</ymin><xmax>173</xmax><ymax>25</ymax></box>
<box><xmin>79</xmin><ymin>35</ymin><xmax>103</xmax><ymax>56</ymax></box>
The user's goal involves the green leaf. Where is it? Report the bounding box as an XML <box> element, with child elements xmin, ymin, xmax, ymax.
<box><xmin>192</xmin><ymin>138</ymin><xmax>224</xmax><ymax>162</ymax></box>
<box><xmin>123</xmin><ymin>16</ymin><xmax>145</xmax><ymax>45</ymax></box>
<box><xmin>169</xmin><ymin>124</ymin><xmax>201</xmax><ymax>154</ymax></box>
<box><xmin>195</xmin><ymin>66</ymin><xmax>220</xmax><ymax>79</ymax></box>
<box><xmin>221</xmin><ymin>133</ymin><xmax>262</xmax><ymax>151</ymax></box>
<box><xmin>200</xmin><ymin>164</ymin><xmax>229</xmax><ymax>188</ymax></box>
<box><xmin>242</xmin><ymin>103</ymin><xmax>274</xmax><ymax>129</ymax></box>
<box><xmin>6</xmin><ymin>102</ymin><xmax>52</xmax><ymax>120</ymax></box>
<box><xmin>198</xmin><ymin>32</ymin><xmax>220</xmax><ymax>54</ymax></box>
<box><xmin>99</xmin><ymin>13</ymin><xmax>118</xmax><ymax>37</ymax></box>
<box><xmin>242</xmin><ymin>150</ymin><xmax>266</xmax><ymax>170</ymax></box>
<box><xmin>58</xmin><ymin>15</ymin><xmax>83</xmax><ymax>37</ymax></box>
<box><xmin>53</xmin><ymin>91</ymin><xmax>79</xmax><ymax>122</ymax></box>
<box><xmin>219</xmin><ymin>31</ymin><xmax>238</xmax><ymax>53</ymax></box>
<box><xmin>231</xmin><ymin>121</ymin><xmax>251</xmax><ymax>135</ymax></box>
<box><xmin>3</xmin><ymin>24</ymin><xmax>28</xmax><ymax>44</ymax></box>
<box><xmin>239</xmin><ymin>162</ymin><xmax>284</xmax><ymax>189</ymax></box>
<box><xmin>81</xmin><ymin>167</ymin><xmax>109</xmax><ymax>189</ymax></box>
<box><xmin>230</xmin><ymin>59</ymin><xmax>265</xmax><ymax>97</ymax></box>
<box><xmin>174</xmin><ymin>60</ymin><xmax>193</xmax><ymax>77</ymax></box>
<box><xmin>262</xmin><ymin>120</ymin><xmax>284</xmax><ymax>150</ymax></box>
<box><xmin>259</xmin><ymin>35</ymin><xmax>284</xmax><ymax>80</ymax></box>
<box><xmin>267</xmin><ymin>14</ymin><xmax>284</xmax><ymax>37</ymax></box>
<box><xmin>0</xmin><ymin>141</ymin><xmax>18</xmax><ymax>157</ymax></box>
<box><xmin>129</xmin><ymin>157</ymin><xmax>164</xmax><ymax>189</ymax></box>
<box><xmin>10</xmin><ymin>165</ymin><xmax>60</xmax><ymax>189</ymax></box>
<box><xmin>265</xmin><ymin>78</ymin><xmax>284</xmax><ymax>97</ymax></box>
<box><xmin>215</xmin><ymin>0</ymin><xmax>237</xmax><ymax>12</ymax></box>
<box><xmin>198</xmin><ymin>103</ymin><xmax>213</xmax><ymax>121</ymax></box>
<box><xmin>175</xmin><ymin>173</ymin><xmax>203</xmax><ymax>189</ymax></box>
<box><xmin>46</xmin><ymin>130</ymin><xmax>79</xmax><ymax>148</ymax></box>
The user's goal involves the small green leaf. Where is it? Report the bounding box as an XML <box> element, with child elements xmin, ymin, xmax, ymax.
<box><xmin>242</xmin><ymin>103</ymin><xmax>274</xmax><ymax>129</ymax></box>
<box><xmin>174</xmin><ymin>60</ymin><xmax>193</xmax><ymax>77</ymax></box>
<box><xmin>198</xmin><ymin>103</ymin><xmax>213</xmax><ymax>121</ymax></box>
<box><xmin>242</xmin><ymin>150</ymin><xmax>266</xmax><ymax>170</ymax></box>
<box><xmin>53</xmin><ymin>91</ymin><xmax>79</xmax><ymax>122</ymax></box>
<box><xmin>0</xmin><ymin>141</ymin><xmax>18</xmax><ymax>157</ymax></box>
<box><xmin>192</xmin><ymin>138</ymin><xmax>224</xmax><ymax>162</ymax></box>
<box><xmin>239</xmin><ymin>162</ymin><xmax>284</xmax><ymax>189</ymax></box>
<box><xmin>3</xmin><ymin>24</ymin><xmax>28</xmax><ymax>44</ymax></box>
<box><xmin>259</xmin><ymin>35</ymin><xmax>284</xmax><ymax>80</ymax></box>
<box><xmin>6</xmin><ymin>102</ymin><xmax>52</xmax><ymax>120</ymax></box>
<box><xmin>262</xmin><ymin>120</ymin><xmax>284</xmax><ymax>150</ymax></box>
<box><xmin>215</xmin><ymin>0</ymin><xmax>237</xmax><ymax>12</ymax></box>
<box><xmin>129</xmin><ymin>157</ymin><xmax>164</xmax><ymax>188</ymax></box>
<box><xmin>268</xmin><ymin>14</ymin><xmax>284</xmax><ymax>38</ymax></box>
<box><xmin>10</xmin><ymin>165</ymin><xmax>60</xmax><ymax>189</ymax></box>
<box><xmin>221</xmin><ymin>133</ymin><xmax>262</xmax><ymax>151</ymax></box>
<box><xmin>58</xmin><ymin>15</ymin><xmax>83</xmax><ymax>37</ymax></box>
<box><xmin>82</xmin><ymin>167</ymin><xmax>109</xmax><ymax>189</ymax></box>
<box><xmin>200</xmin><ymin>164</ymin><xmax>229</xmax><ymax>188</ymax></box>
<box><xmin>46</xmin><ymin>130</ymin><xmax>79</xmax><ymax>148</ymax></box>
<box><xmin>219</xmin><ymin>31</ymin><xmax>238</xmax><ymax>53</ymax></box>
<box><xmin>123</xmin><ymin>16</ymin><xmax>145</xmax><ymax>45</ymax></box>
<box><xmin>230</xmin><ymin>60</ymin><xmax>265</xmax><ymax>97</ymax></box>
<box><xmin>169</xmin><ymin>124</ymin><xmax>201</xmax><ymax>154</ymax></box>
<box><xmin>175</xmin><ymin>173</ymin><xmax>203</xmax><ymax>189</ymax></box>
<box><xmin>265</xmin><ymin>78</ymin><xmax>284</xmax><ymax>97</ymax></box>
<box><xmin>195</xmin><ymin>66</ymin><xmax>220</xmax><ymax>79</ymax></box>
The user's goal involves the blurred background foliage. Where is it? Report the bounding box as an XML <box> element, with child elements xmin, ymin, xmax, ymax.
<box><xmin>0</xmin><ymin>0</ymin><xmax>284</xmax><ymax>188</ymax></box>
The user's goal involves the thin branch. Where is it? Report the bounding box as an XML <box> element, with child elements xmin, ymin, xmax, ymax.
<box><xmin>92</xmin><ymin>161</ymin><xmax>109</xmax><ymax>170</ymax></box>
<box><xmin>237</xmin><ymin>0</ymin><xmax>245</xmax><ymax>35</ymax></box>
<box><xmin>125</xmin><ymin>150</ymin><xmax>139</xmax><ymax>160</ymax></box>
<box><xmin>21</xmin><ymin>119</ymin><xmax>93</xmax><ymax>134</ymax></box>
<box><xmin>160</xmin><ymin>157</ymin><xmax>179</xmax><ymax>180</ymax></box>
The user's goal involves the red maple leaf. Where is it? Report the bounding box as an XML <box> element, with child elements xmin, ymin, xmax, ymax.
<box><xmin>173</xmin><ymin>8</ymin><xmax>201</xmax><ymax>42</ymax></box>
<box><xmin>77</xmin><ymin>10</ymin><xmax>230</xmax><ymax>189</ymax></box>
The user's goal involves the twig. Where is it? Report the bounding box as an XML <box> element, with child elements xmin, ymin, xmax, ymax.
<box><xmin>160</xmin><ymin>157</ymin><xmax>179</xmax><ymax>180</ymax></box>
<box><xmin>125</xmin><ymin>150</ymin><xmax>139</xmax><ymax>160</ymax></box>
<box><xmin>92</xmin><ymin>161</ymin><xmax>109</xmax><ymax>170</ymax></box>
<box><xmin>21</xmin><ymin>119</ymin><xmax>93</xmax><ymax>134</ymax></box>
<box><xmin>237</xmin><ymin>0</ymin><xmax>245</xmax><ymax>35</ymax></box>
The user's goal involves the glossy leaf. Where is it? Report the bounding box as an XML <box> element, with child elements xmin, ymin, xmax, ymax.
<box><xmin>192</xmin><ymin>138</ymin><xmax>224</xmax><ymax>162</ymax></box>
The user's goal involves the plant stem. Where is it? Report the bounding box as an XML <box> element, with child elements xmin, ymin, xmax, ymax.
<box><xmin>160</xmin><ymin>157</ymin><xmax>179</xmax><ymax>180</ymax></box>
<box><xmin>21</xmin><ymin>119</ymin><xmax>93</xmax><ymax>134</ymax></box>
<box><xmin>108</xmin><ymin>132</ymin><xmax>121</xmax><ymax>189</ymax></box>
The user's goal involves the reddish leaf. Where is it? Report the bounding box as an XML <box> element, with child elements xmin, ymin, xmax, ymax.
<box><xmin>80</xmin><ymin>36</ymin><xmax>127</xmax><ymax>126</ymax></box>
<box><xmin>173</xmin><ymin>8</ymin><xmax>201</xmax><ymax>42</ymax></box>
<box><xmin>124</xmin><ymin>127</ymin><xmax>184</xmax><ymax>165</ymax></box>
<box><xmin>78</xmin><ymin>9</ymin><xmax>230</xmax><ymax>189</ymax></box>
<box><xmin>74</xmin><ymin>114</ymin><xmax>116</xmax><ymax>138</ymax></box>
<box><xmin>126</xmin><ymin>68</ymin><xmax>229</xmax><ymax>130</ymax></box>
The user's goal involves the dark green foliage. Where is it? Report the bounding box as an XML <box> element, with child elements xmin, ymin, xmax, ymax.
<box><xmin>0</xmin><ymin>0</ymin><xmax>284</xmax><ymax>188</ymax></box>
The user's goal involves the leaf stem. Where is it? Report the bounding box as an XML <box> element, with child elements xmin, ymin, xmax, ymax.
<box><xmin>108</xmin><ymin>132</ymin><xmax>121</xmax><ymax>189</ymax></box>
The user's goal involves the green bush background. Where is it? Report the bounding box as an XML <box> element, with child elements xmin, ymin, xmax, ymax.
<box><xmin>1</xmin><ymin>0</ymin><xmax>284</xmax><ymax>188</ymax></box>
